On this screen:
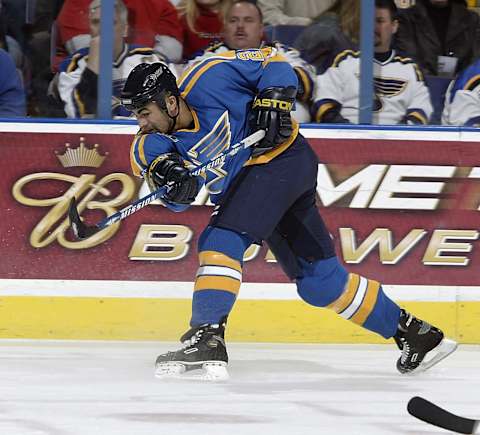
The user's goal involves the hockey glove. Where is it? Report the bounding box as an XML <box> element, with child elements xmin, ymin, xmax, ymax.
<box><xmin>146</xmin><ymin>153</ymin><xmax>200</xmax><ymax>205</ymax></box>
<box><xmin>250</xmin><ymin>86</ymin><xmax>296</xmax><ymax>157</ymax></box>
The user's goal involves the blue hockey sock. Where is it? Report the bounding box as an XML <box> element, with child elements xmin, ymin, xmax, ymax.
<box><xmin>297</xmin><ymin>256</ymin><xmax>401</xmax><ymax>338</ymax></box>
<box><xmin>191</xmin><ymin>226</ymin><xmax>252</xmax><ymax>326</ymax></box>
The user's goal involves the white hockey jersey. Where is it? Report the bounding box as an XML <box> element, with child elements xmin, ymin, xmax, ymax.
<box><xmin>313</xmin><ymin>49</ymin><xmax>433</xmax><ymax>125</ymax></box>
<box><xmin>442</xmin><ymin>58</ymin><xmax>480</xmax><ymax>126</ymax></box>
<box><xmin>185</xmin><ymin>41</ymin><xmax>316</xmax><ymax>122</ymax></box>
<box><xmin>57</xmin><ymin>44</ymin><xmax>166</xmax><ymax>118</ymax></box>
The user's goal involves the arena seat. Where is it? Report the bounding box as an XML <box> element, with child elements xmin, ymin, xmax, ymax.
<box><xmin>263</xmin><ymin>24</ymin><xmax>306</xmax><ymax>46</ymax></box>
<box><xmin>424</xmin><ymin>75</ymin><xmax>452</xmax><ymax>125</ymax></box>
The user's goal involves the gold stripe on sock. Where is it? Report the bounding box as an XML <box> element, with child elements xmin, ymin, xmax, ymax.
<box><xmin>350</xmin><ymin>279</ymin><xmax>381</xmax><ymax>325</ymax></box>
<box><xmin>327</xmin><ymin>273</ymin><xmax>359</xmax><ymax>314</ymax></box>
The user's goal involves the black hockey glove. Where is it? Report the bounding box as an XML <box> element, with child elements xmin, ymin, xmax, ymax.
<box><xmin>146</xmin><ymin>153</ymin><xmax>200</xmax><ymax>205</ymax></box>
<box><xmin>250</xmin><ymin>86</ymin><xmax>296</xmax><ymax>157</ymax></box>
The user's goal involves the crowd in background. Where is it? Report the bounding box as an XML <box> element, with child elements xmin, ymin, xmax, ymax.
<box><xmin>1</xmin><ymin>0</ymin><xmax>480</xmax><ymax>126</ymax></box>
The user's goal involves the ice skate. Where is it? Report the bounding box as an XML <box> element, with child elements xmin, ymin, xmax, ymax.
<box><xmin>394</xmin><ymin>309</ymin><xmax>457</xmax><ymax>374</ymax></box>
<box><xmin>155</xmin><ymin>319</ymin><xmax>229</xmax><ymax>381</ymax></box>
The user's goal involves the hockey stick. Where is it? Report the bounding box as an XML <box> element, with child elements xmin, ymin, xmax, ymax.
<box><xmin>408</xmin><ymin>396</ymin><xmax>479</xmax><ymax>434</ymax></box>
<box><xmin>68</xmin><ymin>129</ymin><xmax>266</xmax><ymax>239</ymax></box>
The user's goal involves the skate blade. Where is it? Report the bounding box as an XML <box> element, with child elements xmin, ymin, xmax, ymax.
<box><xmin>413</xmin><ymin>338</ymin><xmax>458</xmax><ymax>375</ymax></box>
<box><xmin>155</xmin><ymin>361</ymin><xmax>229</xmax><ymax>381</ymax></box>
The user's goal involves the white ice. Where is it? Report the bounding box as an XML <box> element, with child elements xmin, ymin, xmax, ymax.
<box><xmin>0</xmin><ymin>341</ymin><xmax>479</xmax><ymax>435</ymax></box>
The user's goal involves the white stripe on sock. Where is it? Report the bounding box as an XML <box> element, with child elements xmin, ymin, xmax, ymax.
<box><xmin>339</xmin><ymin>276</ymin><xmax>368</xmax><ymax>320</ymax></box>
<box><xmin>196</xmin><ymin>266</ymin><xmax>242</xmax><ymax>281</ymax></box>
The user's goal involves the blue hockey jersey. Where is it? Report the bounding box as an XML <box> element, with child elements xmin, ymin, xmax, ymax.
<box><xmin>129</xmin><ymin>47</ymin><xmax>299</xmax><ymax>207</ymax></box>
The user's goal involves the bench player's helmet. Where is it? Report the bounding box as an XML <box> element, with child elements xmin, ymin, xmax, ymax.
<box><xmin>120</xmin><ymin>62</ymin><xmax>179</xmax><ymax>113</ymax></box>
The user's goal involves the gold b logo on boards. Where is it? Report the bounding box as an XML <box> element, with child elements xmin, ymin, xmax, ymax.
<box><xmin>12</xmin><ymin>138</ymin><xmax>136</xmax><ymax>249</ymax></box>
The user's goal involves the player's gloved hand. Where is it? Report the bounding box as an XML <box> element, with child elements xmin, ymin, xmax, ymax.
<box><xmin>146</xmin><ymin>153</ymin><xmax>200</xmax><ymax>205</ymax></box>
<box><xmin>250</xmin><ymin>86</ymin><xmax>296</xmax><ymax>157</ymax></box>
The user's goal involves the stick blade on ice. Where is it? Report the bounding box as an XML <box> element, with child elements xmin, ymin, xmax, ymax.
<box><xmin>408</xmin><ymin>396</ymin><xmax>479</xmax><ymax>434</ymax></box>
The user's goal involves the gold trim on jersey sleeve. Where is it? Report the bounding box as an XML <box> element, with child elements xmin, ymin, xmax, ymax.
<box><xmin>294</xmin><ymin>67</ymin><xmax>311</xmax><ymax>101</ymax></box>
<box><xmin>73</xmin><ymin>89</ymin><xmax>86</xmax><ymax>117</ymax></box>
<box><xmin>66</xmin><ymin>53</ymin><xmax>82</xmax><ymax>73</ymax></box>
<box><xmin>333</xmin><ymin>50</ymin><xmax>360</xmax><ymax>68</ymax></box>
<box><xmin>315</xmin><ymin>102</ymin><xmax>336</xmax><ymax>122</ymax></box>
<box><xmin>262</xmin><ymin>50</ymin><xmax>288</xmax><ymax>67</ymax></box>
<box><xmin>128</xmin><ymin>47</ymin><xmax>155</xmax><ymax>55</ymax></box>
<box><xmin>464</xmin><ymin>74</ymin><xmax>480</xmax><ymax>91</ymax></box>
<box><xmin>130</xmin><ymin>134</ymin><xmax>148</xmax><ymax>177</ymax></box>
<box><xmin>408</xmin><ymin>111</ymin><xmax>428</xmax><ymax>124</ymax></box>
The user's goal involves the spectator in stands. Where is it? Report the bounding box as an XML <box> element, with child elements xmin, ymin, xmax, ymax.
<box><xmin>187</xmin><ymin>0</ymin><xmax>316</xmax><ymax>122</ymax></box>
<box><xmin>26</xmin><ymin>0</ymin><xmax>65</xmax><ymax>116</ymax></box>
<box><xmin>56</xmin><ymin>0</ymin><xmax>166</xmax><ymax>118</ymax></box>
<box><xmin>1</xmin><ymin>0</ymin><xmax>28</xmax><ymax>51</ymax></box>
<box><xmin>313</xmin><ymin>0</ymin><xmax>432</xmax><ymax>125</ymax></box>
<box><xmin>294</xmin><ymin>0</ymin><xmax>360</xmax><ymax>73</ymax></box>
<box><xmin>257</xmin><ymin>0</ymin><xmax>336</xmax><ymax>26</ymax></box>
<box><xmin>0</xmin><ymin>0</ymin><xmax>27</xmax><ymax>79</ymax></box>
<box><xmin>56</xmin><ymin>0</ymin><xmax>182</xmax><ymax>66</ymax></box>
<box><xmin>177</xmin><ymin>0</ymin><xmax>231</xmax><ymax>60</ymax></box>
<box><xmin>394</xmin><ymin>0</ymin><xmax>480</xmax><ymax>77</ymax></box>
<box><xmin>0</xmin><ymin>48</ymin><xmax>26</xmax><ymax>117</ymax></box>
<box><xmin>442</xmin><ymin>58</ymin><xmax>480</xmax><ymax>125</ymax></box>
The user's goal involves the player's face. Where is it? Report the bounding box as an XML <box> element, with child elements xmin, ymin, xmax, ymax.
<box><xmin>374</xmin><ymin>8</ymin><xmax>398</xmax><ymax>53</ymax></box>
<box><xmin>134</xmin><ymin>102</ymin><xmax>172</xmax><ymax>134</ymax></box>
<box><xmin>224</xmin><ymin>2</ymin><xmax>263</xmax><ymax>50</ymax></box>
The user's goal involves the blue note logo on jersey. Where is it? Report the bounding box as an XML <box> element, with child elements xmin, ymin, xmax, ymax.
<box><xmin>188</xmin><ymin>111</ymin><xmax>232</xmax><ymax>194</ymax></box>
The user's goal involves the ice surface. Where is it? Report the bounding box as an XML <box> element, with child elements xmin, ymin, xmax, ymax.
<box><xmin>0</xmin><ymin>341</ymin><xmax>478</xmax><ymax>435</ymax></box>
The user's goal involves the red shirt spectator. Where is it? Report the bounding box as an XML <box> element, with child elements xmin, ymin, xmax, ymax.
<box><xmin>177</xmin><ymin>0</ymin><xmax>231</xmax><ymax>60</ymax></box>
<box><xmin>55</xmin><ymin>0</ymin><xmax>183</xmax><ymax>68</ymax></box>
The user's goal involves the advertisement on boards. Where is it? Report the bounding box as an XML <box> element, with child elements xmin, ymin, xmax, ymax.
<box><xmin>1</xmin><ymin>124</ymin><xmax>479</xmax><ymax>287</ymax></box>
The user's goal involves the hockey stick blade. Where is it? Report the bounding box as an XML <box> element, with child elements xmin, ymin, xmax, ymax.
<box><xmin>67</xmin><ymin>130</ymin><xmax>265</xmax><ymax>240</ymax></box>
<box><xmin>408</xmin><ymin>396</ymin><xmax>479</xmax><ymax>434</ymax></box>
<box><xmin>68</xmin><ymin>197</ymin><xmax>101</xmax><ymax>239</ymax></box>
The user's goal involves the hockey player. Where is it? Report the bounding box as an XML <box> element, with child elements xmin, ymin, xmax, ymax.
<box><xmin>121</xmin><ymin>51</ymin><xmax>457</xmax><ymax>380</ymax></box>
<box><xmin>312</xmin><ymin>0</ymin><xmax>432</xmax><ymax>125</ymax></box>
<box><xmin>442</xmin><ymin>57</ymin><xmax>480</xmax><ymax>126</ymax></box>
<box><xmin>186</xmin><ymin>0</ymin><xmax>315</xmax><ymax>122</ymax></box>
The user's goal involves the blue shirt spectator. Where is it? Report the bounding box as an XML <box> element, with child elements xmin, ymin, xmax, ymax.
<box><xmin>0</xmin><ymin>48</ymin><xmax>25</xmax><ymax>117</ymax></box>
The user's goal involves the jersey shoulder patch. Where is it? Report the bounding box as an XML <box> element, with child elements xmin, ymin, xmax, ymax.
<box><xmin>236</xmin><ymin>48</ymin><xmax>268</xmax><ymax>62</ymax></box>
